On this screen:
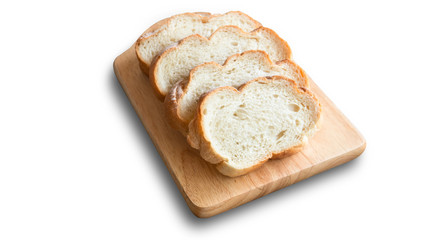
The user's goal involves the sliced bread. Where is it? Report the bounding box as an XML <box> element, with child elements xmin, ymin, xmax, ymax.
<box><xmin>149</xmin><ymin>25</ymin><xmax>292</xmax><ymax>99</ymax></box>
<box><xmin>187</xmin><ymin>76</ymin><xmax>321</xmax><ymax>177</ymax></box>
<box><xmin>135</xmin><ymin>11</ymin><xmax>262</xmax><ymax>75</ymax></box>
<box><xmin>165</xmin><ymin>50</ymin><xmax>309</xmax><ymax>134</ymax></box>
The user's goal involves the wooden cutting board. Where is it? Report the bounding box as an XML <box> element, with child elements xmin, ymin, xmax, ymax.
<box><xmin>113</xmin><ymin>45</ymin><xmax>366</xmax><ymax>218</ymax></box>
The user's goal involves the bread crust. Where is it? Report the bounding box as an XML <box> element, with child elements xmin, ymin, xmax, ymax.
<box><xmin>187</xmin><ymin>76</ymin><xmax>322</xmax><ymax>177</ymax></box>
<box><xmin>165</xmin><ymin>50</ymin><xmax>309</xmax><ymax>134</ymax></box>
<box><xmin>150</xmin><ymin>25</ymin><xmax>293</xmax><ymax>100</ymax></box>
<box><xmin>277</xmin><ymin>59</ymin><xmax>310</xmax><ymax>87</ymax></box>
<box><xmin>135</xmin><ymin>11</ymin><xmax>262</xmax><ymax>75</ymax></box>
<box><xmin>165</xmin><ymin>79</ymin><xmax>189</xmax><ymax>135</ymax></box>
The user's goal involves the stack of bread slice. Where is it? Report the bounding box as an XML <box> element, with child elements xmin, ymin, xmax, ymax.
<box><xmin>136</xmin><ymin>11</ymin><xmax>321</xmax><ymax>177</ymax></box>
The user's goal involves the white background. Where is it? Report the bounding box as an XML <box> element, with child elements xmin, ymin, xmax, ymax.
<box><xmin>1</xmin><ymin>0</ymin><xmax>426</xmax><ymax>239</ymax></box>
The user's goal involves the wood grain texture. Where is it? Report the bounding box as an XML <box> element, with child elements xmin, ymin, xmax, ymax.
<box><xmin>113</xmin><ymin>45</ymin><xmax>366</xmax><ymax>218</ymax></box>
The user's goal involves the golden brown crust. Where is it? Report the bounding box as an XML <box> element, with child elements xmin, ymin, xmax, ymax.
<box><xmin>164</xmin><ymin>50</ymin><xmax>309</xmax><ymax>134</ymax></box>
<box><xmin>276</xmin><ymin>59</ymin><xmax>310</xmax><ymax>88</ymax></box>
<box><xmin>215</xmin><ymin>158</ymin><xmax>268</xmax><ymax>177</ymax></box>
<box><xmin>187</xmin><ymin>76</ymin><xmax>322</xmax><ymax>177</ymax></box>
<box><xmin>150</xmin><ymin>25</ymin><xmax>293</xmax><ymax>99</ymax></box>
<box><xmin>186</xmin><ymin>118</ymin><xmax>200</xmax><ymax>149</ymax></box>
<box><xmin>135</xmin><ymin>11</ymin><xmax>262</xmax><ymax>76</ymax></box>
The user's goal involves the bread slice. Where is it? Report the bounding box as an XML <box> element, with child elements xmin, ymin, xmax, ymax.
<box><xmin>187</xmin><ymin>76</ymin><xmax>321</xmax><ymax>177</ymax></box>
<box><xmin>135</xmin><ymin>11</ymin><xmax>262</xmax><ymax>75</ymax></box>
<box><xmin>150</xmin><ymin>25</ymin><xmax>292</xmax><ymax>99</ymax></box>
<box><xmin>165</xmin><ymin>50</ymin><xmax>309</xmax><ymax>134</ymax></box>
